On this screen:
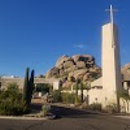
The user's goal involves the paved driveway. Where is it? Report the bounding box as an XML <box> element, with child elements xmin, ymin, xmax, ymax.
<box><xmin>0</xmin><ymin>104</ymin><xmax>130</xmax><ymax>130</ymax></box>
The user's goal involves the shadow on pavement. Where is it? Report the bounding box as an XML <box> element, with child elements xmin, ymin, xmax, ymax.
<box><xmin>30</xmin><ymin>102</ymin><xmax>98</xmax><ymax>119</ymax></box>
<box><xmin>51</xmin><ymin>105</ymin><xmax>98</xmax><ymax>119</ymax></box>
<box><xmin>30</xmin><ymin>103</ymin><xmax>42</xmax><ymax>113</ymax></box>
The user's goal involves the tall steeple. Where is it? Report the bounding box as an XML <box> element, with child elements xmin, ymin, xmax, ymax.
<box><xmin>102</xmin><ymin>5</ymin><xmax>122</xmax><ymax>110</ymax></box>
<box><xmin>110</xmin><ymin>5</ymin><xmax>114</xmax><ymax>24</ymax></box>
<box><xmin>105</xmin><ymin>5</ymin><xmax>118</xmax><ymax>48</ymax></box>
<box><xmin>106</xmin><ymin>4</ymin><xmax>118</xmax><ymax>24</ymax></box>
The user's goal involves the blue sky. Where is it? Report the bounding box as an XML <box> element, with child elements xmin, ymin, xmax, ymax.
<box><xmin>0</xmin><ymin>0</ymin><xmax>129</xmax><ymax>77</ymax></box>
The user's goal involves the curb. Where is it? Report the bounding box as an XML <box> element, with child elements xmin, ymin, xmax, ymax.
<box><xmin>0</xmin><ymin>116</ymin><xmax>48</xmax><ymax>121</ymax></box>
<box><xmin>113</xmin><ymin>115</ymin><xmax>130</xmax><ymax>119</ymax></box>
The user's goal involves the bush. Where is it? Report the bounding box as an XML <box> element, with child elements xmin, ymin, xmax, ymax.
<box><xmin>0</xmin><ymin>83</ymin><xmax>30</xmax><ymax>115</ymax></box>
<box><xmin>52</xmin><ymin>90</ymin><xmax>62</xmax><ymax>102</ymax></box>
<box><xmin>74</xmin><ymin>95</ymin><xmax>81</xmax><ymax>105</ymax></box>
<box><xmin>41</xmin><ymin>104</ymin><xmax>51</xmax><ymax>116</ymax></box>
<box><xmin>62</xmin><ymin>93</ymin><xmax>77</xmax><ymax>104</ymax></box>
<box><xmin>87</xmin><ymin>103</ymin><xmax>102</xmax><ymax>111</ymax></box>
<box><xmin>104</xmin><ymin>103</ymin><xmax>118</xmax><ymax>113</ymax></box>
<box><xmin>0</xmin><ymin>99</ymin><xmax>30</xmax><ymax>115</ymax></box>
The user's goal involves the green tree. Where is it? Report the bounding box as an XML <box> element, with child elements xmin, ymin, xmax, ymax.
<box><xmin>23</xmin><ymin>67</ymin><xmax>30</xmax><ymax>105</ymax></box>
<box><xmin>52</xmin><ymin>90</ymin><xmax>62</xmax><ymax>102</ymax></box>
<box><xmin>28</xmin><ymin>69</ymin><xmax>35</xmax><ymax>105</ymax></box>
<box><xmin>79</xmin><ymin>82</ymin><xmax>84</xmax><ymax>103</ymax></box>
<box><xmin>73</xmin><ymin>80</ymin><xmax>79</xmax><ymax>95</ymax></box>
<box><xmin>23</xmin><ymin>68</ymin><xmax>35</xmax><ymax>106</ymax></box>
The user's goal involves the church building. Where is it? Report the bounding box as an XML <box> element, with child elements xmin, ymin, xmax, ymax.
<box><xmin>88</xmin><ymin>5</ymin><xmax>130</xmax><ymax>113</ymax></box>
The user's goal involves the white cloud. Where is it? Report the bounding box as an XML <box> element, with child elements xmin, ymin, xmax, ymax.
<box><xmin>74</xmin><ymin>44</ymin><xmax>86</xmax><ymax>49</ymax></box>
<box><xmin>121</xmin><ymin>48</ymin><xmax>127</xmax><ymax>54</ymax></box>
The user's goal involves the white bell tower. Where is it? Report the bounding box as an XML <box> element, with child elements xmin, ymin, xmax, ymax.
<box><xmin>102</xmin><ymin>5</ymin><xmax>122</xmax><ymax>106</ymax></box>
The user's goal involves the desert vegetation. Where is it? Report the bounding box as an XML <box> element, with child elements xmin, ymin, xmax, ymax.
<box><xmin>0</xmin><ymin>83</ymin><xmax>29</xmax><ymax>115</ymax></box>
<box><xmin>0</xmin><ymin>67</ymin><xmax>35</xmax><ymax>115</ymax></box>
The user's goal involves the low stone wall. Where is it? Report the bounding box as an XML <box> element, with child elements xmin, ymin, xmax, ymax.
<box><xmin>0</xmin><ymin>78</ymin><xmax>59</xmax><ymax>90</ymax></box>
<box><xmin>0</xmin><ymin>78</ymin><xmax>24</xmax><ymax>90</ymax></box>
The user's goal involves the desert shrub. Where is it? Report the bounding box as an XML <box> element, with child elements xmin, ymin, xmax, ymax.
<box><xmin>52</xmin><ymin>90</ymin><xmax>62</xmax><ymax>102</ymax></box>
<box><xmin>88</xmin><ymin>103</ymin><xmax>102</xmax><ymax>111</ymax></box>
<box><xmin>62</xmin><ymin>93</ymin><xmax>76</xmax><ymax>104</ymax></box>
<box><xmin>41</xmin><ymin>104</ymin><xmax>51</xmax><ymax>116</ymax></box>
<box><xmin>118</xmin><ymin>90</ymin><xmax>130</xmax><ymax>101</ymax></box>
<box><xmin>104</xmin><ymin>103</ymin><xmax>118</xmax><ymax>113</ymax></box>
<box><xmin>61</xmin><ymin>87</ymin><xmax>71</xmax><ymax>91</ymax></box>
<box><xmin>0</xmin><ymin>83</ymin><xmax>30</xmax><ymax>115</ymax></box>
<box><xmin>74</xmin><ymin>95</ymin><xmax>81</xmax><ymax>105</ymax></box>
<box><xmin>0</xmin><ymin>99</ymin><xmax>29</xmax><ymax>115</ymax></box>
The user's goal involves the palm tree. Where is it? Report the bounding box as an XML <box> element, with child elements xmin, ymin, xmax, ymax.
<box><xmin>79</xmin><ymin>81</ymin><xmax>85</xmax><ymax>103</ymax></box>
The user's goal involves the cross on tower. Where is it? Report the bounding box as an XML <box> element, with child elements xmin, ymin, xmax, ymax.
<box><xmin>105</xmin><ymin>5</ymin><xmax>118</xmax><ymax>48</ymax></box>
<box><xmin>105</xmin><ymin>5</ymin><xmax>118</xmax><ymax>24</ymax></box>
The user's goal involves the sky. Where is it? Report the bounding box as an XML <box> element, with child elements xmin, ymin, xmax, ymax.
<box><xmin>0</xmin><ymin>0</ymin><xmax>129</xmax><ymax>77</ymax></box>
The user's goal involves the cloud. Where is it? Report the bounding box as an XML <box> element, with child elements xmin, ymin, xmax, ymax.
<box><xmin>121</xmin><ymin>48</ymin><xmax>127</xmax><ymax>54</ymax></box>
<box><xmin>74</xmin><ymin>44</ymin><xmax>86</xmax><ymax>49</ymax></box>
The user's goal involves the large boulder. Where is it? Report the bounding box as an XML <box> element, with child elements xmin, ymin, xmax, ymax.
<box><xmin>56</xmin><ymin>55</ymin><xmax>72</xmax><ymax>67</ymax></box>
<box><xmin>76</xmin><ymin>61</ymin><xmax>86</xmax><ymax>69</ymax></box>
<box><xmin>83</xmin><ymin>73</ymin><xmax>91</xmax><ymax>81</ymax></box>
<box><xmin>44</xmin><ymin>54</ymin><xmax>101</xmax><ymax>88</ymax></box>
<box><xmin>122</xmin><ymin>63</ymin><xmax>130</xmax><ymax>74</ymax></box>
<box><xmin>72</xmin><ymin>54</ymin><xmax>94</xmax><ymax>62</ymax></box>
<box><xmin>63</xmin><ymin>61</ymin><xmax>75</xmax><ymax>69</ymax></box>
<box><xmin>62</xmin><ymin>81</ymin><xmax>73</xmax><ymax>88</ymax></box>
<box><xmin>83</xmin><ymin>54</ymin><xmax>94</xmax><ymax>61</ymax></box>
<box><xmin>69</xmin><ymin>69</ymin><xmax>88</xmax><ymax>79</ymax></box>
<box><xmin>72</xmin><ymin>55</ymin><xmax>81</xmax><ymax>62</ymax></box>
<box><xmin>45</xmin><ymin>67</ymin><xmax>59</xmax><ymax>78</ymax></box>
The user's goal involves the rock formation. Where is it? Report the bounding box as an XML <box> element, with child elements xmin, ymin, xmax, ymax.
<box><xmin>121</xmin><ymin>63</ymin><xmax>130</xmax><ymax>75</ymax></box>
<box><xmin>45</xmin><ymin>55</ymin><xmax>101</xmax><ymax>88</ymax></box>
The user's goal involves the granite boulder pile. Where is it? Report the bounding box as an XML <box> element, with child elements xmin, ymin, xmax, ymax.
<box><xmin>45</xmin><ymin>55</ymin><xmax>101</xmax><ymax>88</ymax></box>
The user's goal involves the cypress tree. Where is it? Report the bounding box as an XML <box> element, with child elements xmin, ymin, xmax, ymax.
<box><xmin>23</xmin><ymin>68</ymin><xmax>35</xmax><ymax>106</ymax></box>
<box><xmin>80</xmin><ymin>82</ymin><xmax>84</xmax><ymax>103</ymax></box>
<box><xmin>23</xmin><ymin>67</ymin><xmax>30</xmax><ymax>105</ymax></box>
<box><xmin>75</xmin><ymin>80</ymin><xmax>79</xmax><ymax>95</ymax></box>
<box><xmin>28</xmin><ymin>69</ymin><xmax>35</xmax><ymax>105</ymax></box>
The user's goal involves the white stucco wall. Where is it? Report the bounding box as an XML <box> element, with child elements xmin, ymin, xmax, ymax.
<box><xmin>120</xmin><ymin>99</ymin><xmax>130</xmax><ymax>113</ymax></box>
<box><xmin>91</xmin><ymin>77</ymin><xmax>102</xmax><ymax>87</ymax></box>
<box><xmin>87</xmin><ymin>23</ymin><xmax>122</xmax><ymax>109</ymax></box>
<box><xmin>53</xmin><ymin>81</ymin><xmax>60</xmax><ymax>90</ymax></box>
<box><xmin>102</xmin><ymin>23</ymin><xmax>122</xmax><ymax>105</ymax></box>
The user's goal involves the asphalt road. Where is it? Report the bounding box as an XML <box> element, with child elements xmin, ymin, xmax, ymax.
<box><xmin>0</xmin><ymin>104</ymin><xmax>130</xmax><ymax>130</ymax></box>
